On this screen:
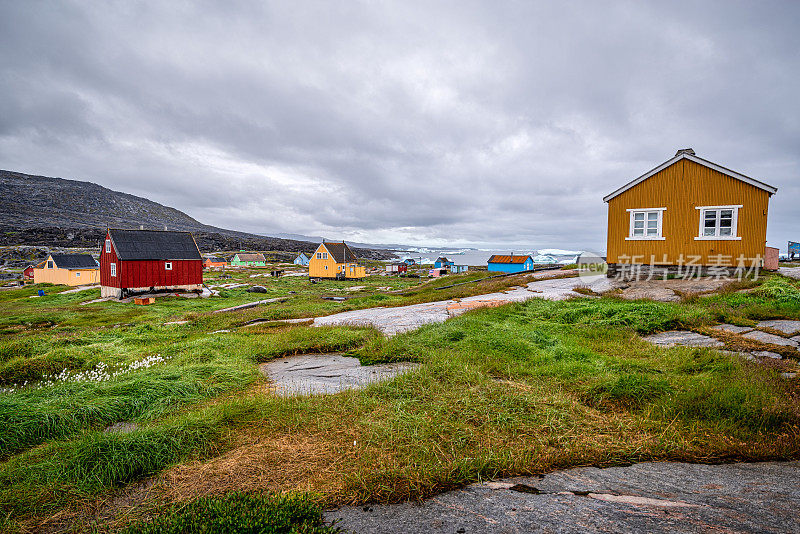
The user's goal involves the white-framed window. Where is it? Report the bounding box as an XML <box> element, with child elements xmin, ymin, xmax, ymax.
<box><xmin>316</xmin><ymin>252</ymin><xmax>322</xmax><ymax>259</ymax></box>
<box><xmin>47</xmin><ymin>260</ymin><xmax>53</xmax><ymax>268</ymax></box>
<box><xmin>75</xmin><ymin>272</ymin><xmax>80</xmax><ymax>277</ymax></box>
<box><xmin>105</xmin><ymin>239</ymin><xmax>111</xmax><ymax>253</ymax></box>
<box><xmin>695</xmin><ymin>205</ymin><xmax>741</xmax><ymax>240</ymax></box>
<box><xmin>626</xmin><ymin>208</ymin><xmax>666</xmax><ymax>240</ymax></box>
<box><xmin>323</xmin><ymin>252</ymin><xmax>328</xmax><ymax>259</ymax></box>
<box><xmin>324</xmin><ymin>265</ymin><xmax>328</xmax><ymax>270</ymax></box>
<box><xmin>110</xmin><ymin>263</ymin><xmax>116</xmax><ymax>277</ymax></box>
<box><xmin>165</xmin><ymin>262</ymin><xmax>172</xmax><ymax>270</ymax></box>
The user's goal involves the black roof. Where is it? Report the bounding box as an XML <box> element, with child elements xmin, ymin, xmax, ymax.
<box><xmin>322</xmin><ymin>242</ymin><xmax>357</xmax><ymax>263</ymax></box>
<box><xmin>436</xmin><ymin>257</ymin><xmax>451</xmax><ymax>263</ymax></box>
<box><xmin>109</xmin><ymin>229</ymin><xmax>201</xmax><ymax>261</ymax></box>
<box><xmin>50</xmin><ymin>254</ymin><xmax>98</xmax><ymax>269</ymax></box>
<box><xmin>206</xmin><ymin>257</ymin><xmax>226</xmax><ymax>263</ymax></box>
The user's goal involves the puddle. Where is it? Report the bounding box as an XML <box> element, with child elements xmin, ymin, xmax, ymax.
<box><xmin>260</xmin><ymin>353</ymin><xmax>419</xmax><ymax>396</ymax></box>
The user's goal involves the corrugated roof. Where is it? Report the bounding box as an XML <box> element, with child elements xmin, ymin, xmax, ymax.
<box><xmin>50</xmin><ymin>254</ymin><xmax>98</xmax><ymax>269</ymax></box>
<box><xmin>488</xmin><ymin>255</ymin><xmax>532</xmax><ymax>264</ymax></box>
<box><xmin>109</xmin><ymin>229</ymin><xmax>201</xmax><ymax>261</ymax></box>
<box><xmin>322</xmin><ymin>242</ymin><xmax>357</xmax><ymax>263</ymax></box>
<box><xmin>234</xmin><ymin>253</ymin><xmax>266</xmax><ymax>262</ymax></box>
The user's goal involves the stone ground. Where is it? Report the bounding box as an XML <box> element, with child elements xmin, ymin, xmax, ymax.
<box><xmin>312</xmin><ymin>273</ymin><xmax>613</xmax><ymax>336</ymax></box>
<box><xmin>326</xmin><ymin>461</ymin><xmax>800</xmax><ymax>533</ymax></box>
<box><xmin>260</xmin><ymin>353</ymin><xmax>420</xmax><ymax>396</ymax></box>
<box><xmin>612</xmin><ymin>277</ymin><xmax>730</xmax><ymax>302</ymax></box>
<box><xmin>779</xmin><ymin>266</ymin><xmax>800</xmax><ymax>280</ymax></box>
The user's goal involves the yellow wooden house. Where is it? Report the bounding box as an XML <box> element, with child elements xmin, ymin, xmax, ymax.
<box><xmin>308</xmin><ymin>242</ymin><xmax>366</xmax><ymax>280</ymax></box>
<box><xmin>33</xmin><ymin>254</ymin><xmax>100</xmax><ymax>286</ymax></box>
<box><xmin>604</xmin><ymin>149</ymin><xmax>777</xmax><ymax>277</ymax></box>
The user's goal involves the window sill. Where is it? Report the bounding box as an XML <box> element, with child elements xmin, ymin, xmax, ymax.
<box><xmin>625</xmin><ymin>237</ymin><xmax>665</xmax><ymax>241</ymax></box>
<box><xmin>694</xmin><ymin>237</ymin><xmax>742</xmax><ymax>241</ymax></box>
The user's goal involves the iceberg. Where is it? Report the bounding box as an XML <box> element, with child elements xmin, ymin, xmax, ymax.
<box><xmin>536</xmin><ymin>248</ymin><xmax>583</xmax><ymax>256</ymax></box>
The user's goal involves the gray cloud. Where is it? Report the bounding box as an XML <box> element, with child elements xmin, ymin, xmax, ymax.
<box><xmin>1</xmin><ymin>1</ymin><xmax>798</xmax><ymax>250</ymax></box>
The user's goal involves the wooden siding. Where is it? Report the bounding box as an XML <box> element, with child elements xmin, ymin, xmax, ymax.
<box><xmin>308</xmin><ymin>243</ymin><xmax>366</xmax><ymax>279</ymax></box>
<box><xmin>34</xmin><ymin>255</ymin><xmax>99</xmax><ymax>286</ymax></box>
<box><xmin>100</xmin><ymin>231</ymin><xmax>202</xmax><ymax>289</ymax></box>
<box><xmin>606</xmin><ymin>159</ymin><xmax>770</xmax><ymax>266</ymax></box>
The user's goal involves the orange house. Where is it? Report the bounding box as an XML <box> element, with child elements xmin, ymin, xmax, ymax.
<box><xmin>308</xmin><ymin>242</ymin><xmax>366</xmax><ymax>280</ymax></box>
<box><xmin>204</xmin><ymin>257</ymin><xmax>228</xmax><ymax>269</ymax></box>
<box><xmin>604</xmin><ymin>149</ymin><xmax>777</xmax><ymax>278</ymax></box>
<box><xmin>33</xmin><ymin>254</ymin><xmax>99</xmax><ymax>286</ymax></box>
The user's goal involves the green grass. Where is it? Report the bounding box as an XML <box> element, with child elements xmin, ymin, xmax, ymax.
<box><xmin>121</xmin><ymin>492</ymin><xmax>339</xmax><ymax>534</ymax></box>
<box><xmin>0</xmin><ymin>271</ymin><xmax>798</xmax><ymax>530</ymax></box>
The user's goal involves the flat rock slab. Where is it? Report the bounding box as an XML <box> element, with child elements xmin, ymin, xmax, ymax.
<box><xmin>260</xmin><ymin>354</ymin><xmax>419</xmax><ymax>396</ymax></box>
<box><xmin>757</xmin><ymin>320</ymin><xmax>800</xmax><ymax>335</ymax></box>
<box><xmin>778</xmin><ymin>267</ymin><xmax>800</xmax><ymax>280</ymax></box>
<box><xmin>711</xmin><ymin>323</ymin><xmax>754</xmax><ymax>334</ymax></box>
<box><xmin>752</xmin><ymin>351</ymin><xmax>783</xmax><ymax>359</ymax></box>
<box><xmin>326</xmin><ymin>461</ymin><xmax>800</xmax><ymax>533</ymax></box>
<box><xmin>643</xmin><ymin>331</ymin><xmax>724</xmax><ymax>348</ymax></box>
<box><xmin>312</xmin><ymin>275</ymin><xmax>613</xmax><ymax>336</ymax></box>
<box><xmin>743</xmin><ymin>330</ymin><xmax>799</xmax><ymax>348</ymax></box>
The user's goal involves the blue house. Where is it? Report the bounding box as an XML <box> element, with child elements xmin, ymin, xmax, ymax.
<box><xmin>403</xmin><ymin>258</ymin><xmax>416</xmax><ymax>265</ymax></box>
<box><xmin>451</xmin><ymin>264</ymin><xmax>469</xmax><ymax>273</ymax></box>
<box><xmin>487</xmin><ymin>254</ymin><xmax>534</xmax><ymax>273</ymax></box>
<box><xmin>293</xmin><ymin>253</ymin><xmax>310</xmax><ymax>266</ymax></box>
<box><xmin>434</xmin><ymin>257</ymin><xmax>455</xmax><ymax>269</ymax></box>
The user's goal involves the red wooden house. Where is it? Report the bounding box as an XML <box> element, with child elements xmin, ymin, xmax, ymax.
<box><xmin>100</xmin><ymin>229</ymin><xmax>203</xmax><ymax>299</ymax></box>
<box><xmin>23</xmin><ymin>263</ymin><xmax>40</xmax><ymax>280</ymax></box>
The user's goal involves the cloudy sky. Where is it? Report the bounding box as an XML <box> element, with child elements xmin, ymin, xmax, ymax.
<box><xmin>1</xmin><ymin>1</ymin><xmax>798</xmax><ymax>251</ymax></box>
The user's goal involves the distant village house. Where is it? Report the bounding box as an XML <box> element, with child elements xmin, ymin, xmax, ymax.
<box><xmin>434</xmin><ymin>257</ymin><xmax>454</xmax><ymax>269</ymax></box>
<box><xmin>308</xmin><ymin>242</ymin><xmax>366</xmax><ymax>280</ymax></box>
<box><xmin>487</xmin><ymin>255</ymin><xmax>535</xmax><ymax>273</ymax></box>
<box><xmin>230</xmin><ymin>253</ymin><xmax>267</xmax><ymax>267</ymax></box>
<box><xmin>100</xmin><ymin>229</ymin><xmax>203</xmax><ymax>299</ymax></box>
<box><xmin>293</xmin><ymin>253</ymin><xmax>310</xmax><ymax>266</ymax></box>
<box><xmin>204</xmin><ymin>257</ymin><xmax>228</xmax><ymax>269</ymax></box>
<box><xmin>604</xmin><ymin>149</ymin><xmax>777</xmax><ymax>278</ymax></box>
<box><xmin>33</xmin><ymin>254</ymin><xmax>99</xmax><ymax>286</ymax></box>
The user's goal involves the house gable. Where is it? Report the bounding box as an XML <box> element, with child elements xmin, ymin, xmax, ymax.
<box><xmin>604</xmin><ymin>152</ymin><xmax>777</xmax><ymax>203</ymax></box>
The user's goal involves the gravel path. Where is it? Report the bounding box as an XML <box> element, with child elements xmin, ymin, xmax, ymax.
<box><xmin>312</xmin><ymin>274</ymin><xmax>612</xmax><ymax>336</ymax></box>
<box><xmin>326</xmin><ymin>461</ymin><xmax>800</xmax><ymax>533</ymax></box>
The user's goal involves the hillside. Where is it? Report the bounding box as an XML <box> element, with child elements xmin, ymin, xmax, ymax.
<box><xmin>0</xmin><ymin>170</ymin><xmax>392</xmax><ymax>259</ymax></box>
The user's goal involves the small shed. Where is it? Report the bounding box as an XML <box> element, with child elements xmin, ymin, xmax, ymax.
<box><xmin>293</xmin><ymin>253</ymin><xmax>310</xmax><ymax>266</ymax></box>
<box><xmin>231</xmin><ymin>253</ymin><xmax>267</xmax><ymax>267</ymax></box>
<box><xmin>403</xmin><ymin>258</ymin><xmax>416</xmax><ymax>265</ymax></box>
<box><xmin>100</xmin><ymin>229</ymin><xmax>203</xmax><ymax>299</ymax></box>
<box><xmin>34</xmin><ymin>254</ymin><xmax>99</xmax><ymax>286</ymax></box>
<box><xmin>487</xmin><ymin>255</ymin><xmax>534</xmax><ymax>273</ymax></box>
<box><xmin>385</xmin><ymin>263</ymin><xmax>408</xmax><ymax>273</ymax></box>
<box><xmin>451</xmin><ymin>264</ymin><xmax>469</xmax><ymax>274</ymax></box>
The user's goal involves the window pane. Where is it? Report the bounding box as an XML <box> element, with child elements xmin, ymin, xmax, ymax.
<box><xmin>704</xmin><ymin>219</ymin><xmax>716</xmax><ymax>228</ymax></box>
<box><xmin>646</xmin><ymin>228</ymin><xmax>657</xmax><ymax>236</ymax></box>
<box><xmin>647</xmin><ymin>212</ymin><xmax>658</xmax><ymax>221</ymax></box>
<box><xmin>720</xmin><ymin>227</ymin><xmax>732</xmax><ymax>236</ymax></box>
<box><xmin>705</xmin><ymin>210</ymin><xmax>717</xmax><ymax>220</ymax></box>
<box><xmin>720</xmin><ymin>218</ymin><xmax>732</xmax><ymax>227</ymax></box>
<box><xmin>704</xmin><ymin>227</ymin><xmax>715</xmax><ymax>236</ymax></box>
<box><xmin>633</xmin><ymin>228</ymin><xmax>644</xmax><ymax>236</ymax></box>
<box><xmin>634</xmin><ymin>212</ymin><xmax>644</xmax><ymax>221</ymax></box>
<box><xmin>634</xmin><ymin>221</ymin><xmax>644</xmax><ymax>229</ymax></box>
<box><xmin>721</xmin><ymin>209</ymin><xmax>733</xmax><ymax>218</ymax></box>
<box><xmin>647</xmin><ymin>220</ymin><xmax>658</xmax><ymax>229</ymax></box>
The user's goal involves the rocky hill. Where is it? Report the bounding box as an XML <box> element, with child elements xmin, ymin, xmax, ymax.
<box><xmin>0</xmin><ymin>169</ymin><xmax>393</xmax><ymax>260</ymax></box>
